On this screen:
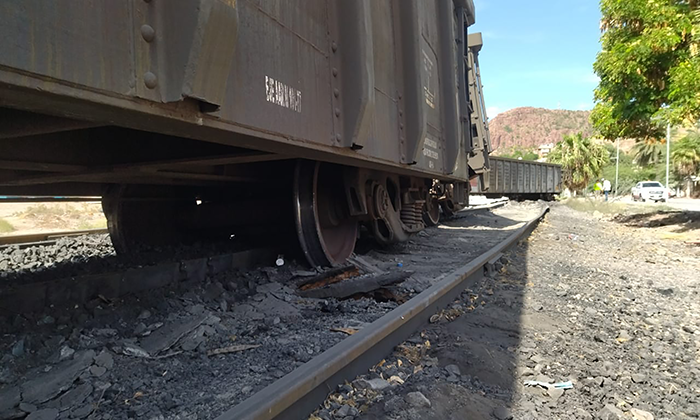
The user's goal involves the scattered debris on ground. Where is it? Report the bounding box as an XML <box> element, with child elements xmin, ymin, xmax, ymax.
<box><xmin>0</xmin><ymin>202</ymin><xmax>544</xmax><ymax>419</ymax></box>
<box><xmin>313</xmin><ymin>203</ymin><xmax>699</xmax><ymax>420</ymax></box>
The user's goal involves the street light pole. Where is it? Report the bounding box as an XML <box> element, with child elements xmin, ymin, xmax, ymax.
<box><xmin>665</xmin><ymin>123</ymin><xmax>671</xmax><ymax>191</ymax></box>
<box><xmin>615</xmin><ymin>138</ymin><xmax>620</xmax><ymax>196</ymax></box>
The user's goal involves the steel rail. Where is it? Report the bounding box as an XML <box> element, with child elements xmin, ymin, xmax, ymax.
<box><xmin>0</xmin><ymin>228</ymin><xmax>108</xmax><ymax>248</ymax></box>
<box><xmin>215</xmin><ymin>205</ymin><xmax>549</xmax><ymax>420</ymax></box>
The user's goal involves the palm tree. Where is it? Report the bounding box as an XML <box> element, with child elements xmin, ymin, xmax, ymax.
<box><xmin>671</xmin><ymin>132</ymin><xmax>700</xmax><ymax>196</ymax></box>
<box><xmin>548</xmin><ymin>132</ymin><xmax>610</xmax><ymax>193</ymax></box>
<box><xmin>631</xmin><ymin>138</ymin><xmax>665</xmax><ymax>166</ymax></box>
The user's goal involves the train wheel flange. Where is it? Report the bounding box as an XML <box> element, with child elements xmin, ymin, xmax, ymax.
<box><xmin>293</xmin><ymin>161</ymin><xmax>358</xmax><ymax>267</ymax></box>
<box><xmin>423</xmin><ymin>195</ymin><xmax>440</xmax><ymax>226</ymax></box>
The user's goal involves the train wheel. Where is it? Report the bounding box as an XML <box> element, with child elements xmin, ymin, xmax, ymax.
<box><xmin>440</xmin><ymin>200</ymin><xmax>457</xmax><ymax>218</ymax></box>
<box><xmin>103</xmin><ymin>185</ymin><xmax>194</xmax><ymax>254</ymax></box>
<box><xmin>293</xmin><ymin>161</ymin><xmax>357</xmax><ymax>267</ymax></box>
<box><xmin>423</xmin><ymin>196</ymin><xmax>440</xmax><ymax>226</ymax></box>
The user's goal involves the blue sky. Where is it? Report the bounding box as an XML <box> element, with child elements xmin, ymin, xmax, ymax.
<box><xmin>470</xmin><ymin>0</ymin><xmax>602</xmax><ymax>118</ymax></box>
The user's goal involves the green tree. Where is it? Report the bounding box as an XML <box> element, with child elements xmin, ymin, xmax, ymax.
<box><xmin>592</xmin><ymin>0</ymin><xmax>700</xmax><ymax>141</ymax></box>
<box><xmin>548</xmin><ymin>133</ymin><xmax>610</xmax><ymax>193</ymax></box>
<box><xmin>672</xmin><ymin>132</ymin><xmax>700</xmax><ymax>195</ymax></box>
<box><xmin>630</xmin><ymin>139</ymin><xmax>666</xmax><ymax>166</ymax></box>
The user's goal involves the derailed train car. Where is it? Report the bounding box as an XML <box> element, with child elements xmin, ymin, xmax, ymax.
<box><xmin>483</xmin><ymin>157</ymin><xmax>562</xmax><ymax>201</ymax></box>
<box><xmin>0</xmin><ymin>1</ymin><xmax>557</xmax><ymax>267</ymax></box>
<box><xmin>464</xmin><ymin>33</ymin><xmax>562</xmax><ymax>201</ymax></box>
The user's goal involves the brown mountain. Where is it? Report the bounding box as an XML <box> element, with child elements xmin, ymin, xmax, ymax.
<box><xmin>488</xmin><ymin>107</ymin><xmax>593</xmax><ymax>153</ymax></box>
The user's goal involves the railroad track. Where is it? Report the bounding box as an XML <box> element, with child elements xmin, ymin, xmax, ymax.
<box><xmin>216</xmin><ymin>205</ymin><xmax>548</xmax><ymax>420</ymax></box>
<box><xmin>0</xmin><ymin>228</ymin><xmax>109</xmax><ymax>249</ymax></box>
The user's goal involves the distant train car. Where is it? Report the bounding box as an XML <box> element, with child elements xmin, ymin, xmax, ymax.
<box><xmin>482</xmin><ymin>157</ymin><xmax>562</xmax><ymax>201</ymax></box>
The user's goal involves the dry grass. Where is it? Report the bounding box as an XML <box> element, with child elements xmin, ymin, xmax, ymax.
<box><xmin>0</xmin><ymin>218</ymin><xmax>15</xmax><ymax>234</ymax></box>
<box><xmin>563</xmin><ymin>198</ymin><xmax>674</xmax><ymax>215</ymax></box>
<box><xmin>0</xmin><ymin>202</ymin><xmax>106</xmax><ymax>233</ymax></box>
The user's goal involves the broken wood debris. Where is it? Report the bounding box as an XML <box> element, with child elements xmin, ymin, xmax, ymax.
<box><xmin>298</xmin><ymin>271</ymin><xmax>413</xmax><ymax>299</ymax></box>
<box><xmin>330</xmin><ymin>327</ymin><xmax>359</xmax><ymax>335</ymax></box>
<box><xmin>207</xmin><ymin>344</ymin><xmax>261</xmax><ymax>357</ymax></box>
<box><xmin>297</xmin><ymin>265</ymin><xmax>361</xmax><ymax>291</ymax></box>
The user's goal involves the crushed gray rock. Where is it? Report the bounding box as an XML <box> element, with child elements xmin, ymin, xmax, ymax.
<box><xmin>93</xmin><ymin>350</ymin><xmax>113</xmax><ymax>369</ymax></box>
<box><xmin>354</xmin><ymin>378</ymin><xmax>391</xmax><ymax>391</ymax></box>
<box><xmin>0</xmin><ymin>386</ymin><xmax>21</xmax><ymax>413</ymax></box>
<box><xmin>493</xmin><ymin>406</ymin><xmax>513</xmax><ymax>420</ymax></box>
<box><xmin>25</xmin><ymin>408</ymin><xmax>58</xmax><ymax>420</ymax></box>
<box><xmin>10</xmin><ymin>203</ymin><xmax>664</xmax><ymax>420</ymax></box>
<box><xmin>21</xmin><ymin>350</ymin><xmax>95</xmax><ymax>404</ymax></box>
<box><xmin>630</xmin><ymin>408</ymin><xmax>654</xmax><ymax>420</ymax></box>
<box><xmin>55</xmin><ymin>383</ymin><xmax>92</xmax><ymax>411</ymax></box>
<box><xmin>405</xmin><ymin>391</ymin><xmax>431</xmax><ymax>408</ymax></box>
<box><xmin>312</xmin><ymin>204</ymin><xmax>700</xmax><ymax>420</ymax></box>
<box><xmin>598</xmin><ymin>404</ymin><xmax>624</xmax><ymax>420</ymax></box>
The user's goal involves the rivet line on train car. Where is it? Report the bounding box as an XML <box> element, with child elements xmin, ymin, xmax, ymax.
<box><xmin>144</xmin><ymin>72</ymin><xmax>157</xmax><ymax>89</ymax></box>
<box><xmin>141</xmin><ymin>25</ymin><xmax>155</xmax><ymax>43</ymax></box>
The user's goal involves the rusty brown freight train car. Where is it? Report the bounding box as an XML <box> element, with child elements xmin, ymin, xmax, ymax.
<box><xmin>0</xmin><ymin>0</ymin><xmax>481</xmax><ymax>267</ymax></box>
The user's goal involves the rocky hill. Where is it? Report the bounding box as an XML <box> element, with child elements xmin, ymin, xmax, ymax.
<box><xmin>488</xmin><ymin>107</ymin><xmax>594</xmax><ymax>153</ymax></box>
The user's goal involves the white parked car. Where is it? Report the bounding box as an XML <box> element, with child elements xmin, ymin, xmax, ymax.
<box><xmin>631</xmin><ymin>181</ymin><xmax>668</xmax><ymax>202</ymax></box>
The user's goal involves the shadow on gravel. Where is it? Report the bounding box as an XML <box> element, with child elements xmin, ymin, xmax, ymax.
<box><xmin>613</xmin><ymin>210</ymin><xmax>700</xmax><ymax>233</ymax></box>
<box><xmin>426</xmin><ymin>240</ymin><xmax>532</xmax><ymax>418</ymax></box>
<box><xmin>361</xmin><ymin>236</ymin><xmax>535</xmax><ymax>420</ymax></box>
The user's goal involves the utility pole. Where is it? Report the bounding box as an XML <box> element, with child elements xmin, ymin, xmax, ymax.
<box><xmin>665</xmin><ymin>123</ymin><xmax>671</xmax><ymax>190</ymax></box>
<box><xmin>615</xmin><ymin>138</ymin><xmax>620</xmax><ymax>196</ymax></box>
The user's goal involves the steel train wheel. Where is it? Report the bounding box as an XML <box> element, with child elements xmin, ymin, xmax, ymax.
<box><xmin>103</xmin><ymin>185</ymin><xmax>194</xmax><ymax>254</ymax></box>
<box><xmin>293</xmin><ymin>161</ymin><xmax>358</xmax><ymax>267</ymax></box>
<box><xmin>423</xmin><ymin>196</ymin><xmax>440</xmax><ymax>226</ymax></box>
<box><xmin>440</xmin><ymin>200</ymin><xmax>457</xmax><ymax>218</ymax></box>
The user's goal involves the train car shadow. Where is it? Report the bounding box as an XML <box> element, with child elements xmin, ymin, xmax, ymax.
<box><xmin>359</xmin><ymin>216</ymin><xmax>537</xmax><ymax>419</ymax></box>
<box><xmin>426</xmin><ymin>240</ymin><xmax>534</xmax><ymax>418</ymax></box>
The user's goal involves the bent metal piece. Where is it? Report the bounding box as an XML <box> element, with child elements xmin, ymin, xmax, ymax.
<box><xmin>216</xmin><ymin>206</ymin><xmax>549</xmax><ymax>420</ymax></box>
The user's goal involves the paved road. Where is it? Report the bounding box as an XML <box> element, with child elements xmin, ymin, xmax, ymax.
<box><xmin>617</xmin><ymin>195</ymin><xmax>700</xmax><ymax>211</ymax></box>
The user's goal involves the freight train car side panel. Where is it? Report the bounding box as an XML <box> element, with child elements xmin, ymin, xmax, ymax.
<box><xmin>0</xmin><ymin>0</ymin><xmax>469</xmax><ymax>182</ymax></box>
<box><xmin>221</xmin><ymin>0</ymin><xmax>334</xmax><ymax>149</ymax></box>
<box><xmin>0</xmin><ymin>1</ymin><xmax>134</xmax><ymax>95</ymax></box>
<box><xmin>484</xmin><ymin>157</ymin><xmax>561</xmax><ymax>199</ymax></box>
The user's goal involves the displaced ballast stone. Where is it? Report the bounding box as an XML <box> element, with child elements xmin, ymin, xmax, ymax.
<box><xmin>493</xmin><ymin>406</ymin><xmax>513</xmax><ymax>420</ymax></box>
<box><xmin>598</xmin><ymin>404</ymin><xmax>624</xmax><ymax>420</ymax></box>
<box><xmin>630</xmin><ymin>408</ymin><xmax>654</xmax><ymax>420</ymax></box>
<box><xmin>25</xmin><ymin>409</ymin><xmax>59</xmax><ymax>420</ymax></box>
<box><xmin>404</xmin><ymin>391</ymin><xmax>431</xmax><ymax>408</ymax></box>
<box><xmin>354</xmin><ymin>378</ymin><xmax>391</xmax><ymax>391</ymax></box>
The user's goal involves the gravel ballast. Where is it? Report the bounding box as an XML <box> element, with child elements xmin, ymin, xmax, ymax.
<box><xmin>313</xmin><ymin>203</ymin><xmax>699</xmax><ymax>420</ymax></box>
<box><xmin>0</xmin><ymin>202</ymin><xmax>545</xmax><ymax>420</ymax></box>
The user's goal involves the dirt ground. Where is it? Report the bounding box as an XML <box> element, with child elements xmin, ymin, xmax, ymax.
<box><xmin>0</xmin><ymin>203</ymin><xmax>106</xmax><ymax>236</ymax></box>
<box><xmin>314</xmin><ymin>202</ymin><xmax>699</xmax><ymax>420</ymax></box>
